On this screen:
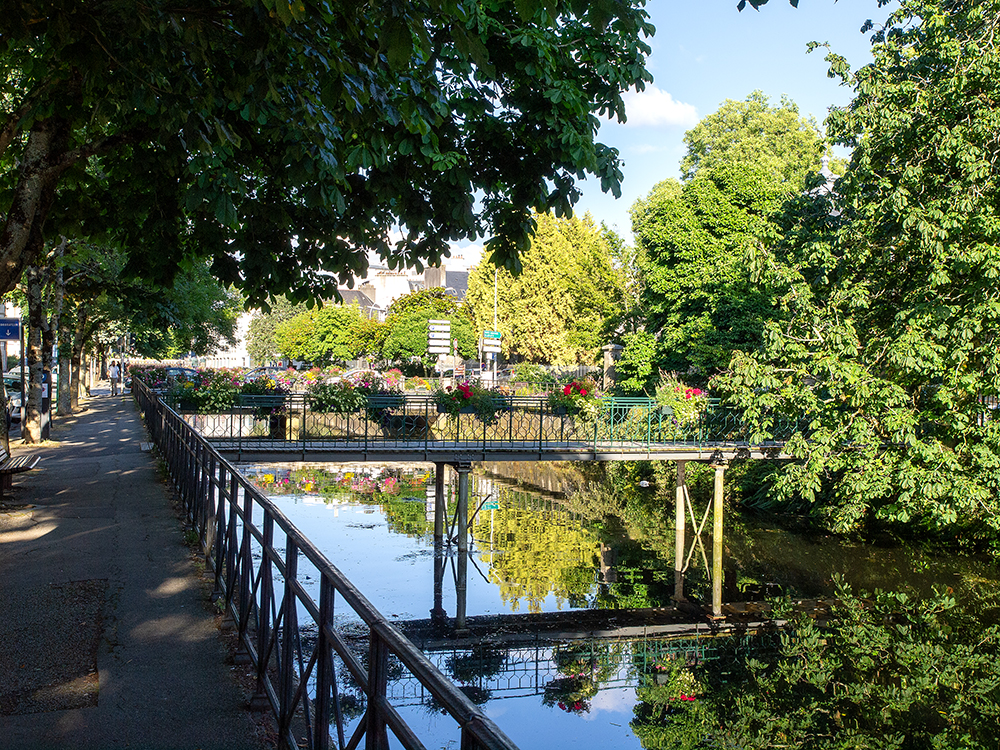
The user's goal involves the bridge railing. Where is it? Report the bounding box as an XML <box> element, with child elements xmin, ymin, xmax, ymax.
<box><xmin>134</xmin><ymin>380</ymin><xmax>520</xmax><ymax>750</ymax></box>
<box><xmin>157</xmin><ymin>391</ymin><xmax>798</xmax><ymax>452</ymax></box>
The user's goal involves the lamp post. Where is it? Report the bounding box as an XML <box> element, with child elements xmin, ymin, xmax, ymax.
<box><xmin>493</xmin><ymin>268</ymin><xmax>498</xmax><ymax>381</ymax></box>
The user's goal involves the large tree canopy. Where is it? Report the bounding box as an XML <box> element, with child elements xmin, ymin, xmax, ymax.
<box><xmin>0</xmin><ymin>0</ymin><xmax>653</xmax><ymax>307</ymax></box>
<box><xmin>679</xmin><ymin>91</ymin><xmax>824</xmax><ymax>184</ymax></box>
<box><xmin>717</xmin><ymin>0</ymin><xmax>1000</xmax><ymax>543</ymax></box>
<box><xmin>621</xmin><ymin>92</ymin><xmax>827</xmax><ymax>389</ymax></box>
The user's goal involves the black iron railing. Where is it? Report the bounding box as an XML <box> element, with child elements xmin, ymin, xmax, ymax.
<box><xmin>135</xmin><ymin>380</ymin><xmax>520</xmax><ymax>750</ymax></box>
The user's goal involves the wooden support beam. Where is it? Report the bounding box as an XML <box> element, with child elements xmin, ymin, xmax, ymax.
<box><xmin>674</xmin><ymin>460</ymin><xmax>686</xmax><ymax>601</ymax></box>
<box><xmin>711</xmin><ymin>462</ymin><xmax>726</xmax><ymax>618</ymax></box>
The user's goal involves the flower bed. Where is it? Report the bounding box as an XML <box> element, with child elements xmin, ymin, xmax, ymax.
<box><xmin>433</xmin><ymin>381</ymin><xmax>510</xmax><ymax>425</ymax></box>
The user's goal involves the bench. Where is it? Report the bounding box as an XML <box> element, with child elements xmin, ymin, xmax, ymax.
<box><xmin>0</xmin><ymin>443</ymin><xmax>39</xmax><ymax>497</ymax></box>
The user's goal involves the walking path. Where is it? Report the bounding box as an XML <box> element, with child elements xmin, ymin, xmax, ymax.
<box><xmin>0</xmin><ymin>386</ymin><xmax>271</xmax><ymax>750</ymax></box>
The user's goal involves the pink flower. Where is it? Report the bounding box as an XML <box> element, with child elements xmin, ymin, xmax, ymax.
<box><xmin>580</xmin><ymin>389</ymin><xmax>587</xmax><ymax>396</ymax></box>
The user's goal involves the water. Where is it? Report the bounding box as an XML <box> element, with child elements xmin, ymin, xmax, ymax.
<box><xmin>239</xmin><ymin>461</ymin><xmax>1000</xmax><ymax>749</ymax></box>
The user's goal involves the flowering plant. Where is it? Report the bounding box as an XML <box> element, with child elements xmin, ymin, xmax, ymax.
<box><xmin>238</xmin><ymin>376</ymin><xmax>290</xmax><ymax>419</ymax></box>
<box><xmin>307</xmin><ymin>371</ymin><xmax>402</xmax><ymax>422</ymax></box>
<box><xmin>308</xmin><ymin>381</ymin><xmax>370</xmax><ymax>413</ymax></box>
<box><xmin>547</xmin><ymin>378</ymin><xmax>598</xmax><ymax>412</ymax></box>
<box><xmin>654</xmin><ymin>376</ymin><xmax>710</xmax><ymax>436</ymax></box>
<box><xmin>434</xmin><ymin>381</ymin><xmax>509</xmax><ymax>425</ymax></box>
<box><xmin>542</xmin><ymin>675</ymin><xmax>595</xmax><ymax>715</ymax></box>
<box><xmin>167</xmin><ymin>369</ymin><xmax>241</xmax><ymax>413</ymax></box>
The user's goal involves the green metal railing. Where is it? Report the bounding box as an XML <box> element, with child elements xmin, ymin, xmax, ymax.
<box><xmin>158</xmin><ymin>392</ymin><xmax>799</xmax><ymax>455</ymax></box>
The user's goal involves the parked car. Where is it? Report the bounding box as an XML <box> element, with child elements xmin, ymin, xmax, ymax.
<box><xmin>242</xmin><ymin>366</ymin><xmax>292</xmax><ymax>384</ymax></box>
<box><xmin>3</xmin><ymin>374</ymin><xmax>21</xmax><ymax>426</ymax></box>
<box><xmin>164</xmin><ymin>366</ymin><xmax>199</xmax><ymax>383</ymax></box>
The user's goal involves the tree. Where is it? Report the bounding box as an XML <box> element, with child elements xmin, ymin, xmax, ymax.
<box><xmin>715</xmin><ymin>0</ymin><xmax>1000</xmax><ymax>544</ymax></box>
<box><xmin>382</xmin><ymin>308</ymin><xmax>477</xmax><ymax>366</ymax></box>
<box><xmin>385</xmin><ymin>288</ymin><xmax>463</xmax><ymax>319</ymax></box>
<box><xmin>246</xmin><ymin>298</ymin><xmax>308</xmax><ymax>366</ymax></box>
<box><xmin>465</xmin><ymin>212</ymin><xmax>625</xmax><ymax>364</ymax></box>
<box><xmin>274</xmin><ymin>304</ymin><xmax>370</xmax><ymax>365</ymax></box>
<box><xmin>679</xmin><ymin>91</ymin><xmax>825</xmax><ymax>184</ymax></box>
<box><xmin>0</xmin><ymin>1</ymin><xmax>654</xmax><ymax>307</ymax></box>
<box><xmin>625</xmin><ymin>94</ymin><xmax>827</xmax><ymax>389</ymax></box>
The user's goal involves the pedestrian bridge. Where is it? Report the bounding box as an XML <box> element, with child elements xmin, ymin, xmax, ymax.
<box><xmin>174</xmin><ymin>393</ymin><xmax>795</xmax><ymax>464</ymax></box>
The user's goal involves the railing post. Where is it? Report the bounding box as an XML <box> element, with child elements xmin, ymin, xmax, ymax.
<box><xmin>455</xmin><ymin>462</ymin><xmax>471</xmax><ymax>633</ymax></box>
<box><xmin>366</xmin><ymin>632</ymin><xmax>390</xmax><ymax>750</ymax></box>
<box><xmin>251</xmin><ymin>510</ymin><xmax>275</xmax><ymax>711</ymax></box>
<box><xmin>235</xmin><ymin>481</ymin><xmax>254</xmax><ymax>664</ymax></box>
<box><xmin>314</xmin><ymin>578</ymin><xmax>338</xmax><ymax>750</ymax></box>
<box><xmin>223</xmin><ymin>470</ymin><xmax>239</xmax><ymax>605</ymax></box>
<box><xmin>279</xmin><ymin>539</ymin><xmax>299</xmax><ymax>742</ymax></box>
<box><xmin>205</xmin><ymin>451</ymin><xmax>218</xmax><ymax>567</ymax></box>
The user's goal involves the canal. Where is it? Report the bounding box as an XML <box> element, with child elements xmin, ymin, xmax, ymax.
<box><xmin>238</xmin><ymin>460</ymin><xmax>1000</xmax><ymax>749</ymax></box>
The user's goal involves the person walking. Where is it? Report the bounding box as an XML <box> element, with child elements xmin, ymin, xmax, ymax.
<box><xmin>109</xmin><ymin>360</ymin><xmax>121</xmax><ymax>396</ymax></box>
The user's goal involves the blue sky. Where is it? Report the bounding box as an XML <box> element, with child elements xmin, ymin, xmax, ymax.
<box><xmin>571</xmin><ymin>0</ymin><xmax>891</xmax><ymax>240</ymax></box>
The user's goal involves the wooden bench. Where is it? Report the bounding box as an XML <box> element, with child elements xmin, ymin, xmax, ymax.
<box><xmin>0</xmin><ymin>443</ymin><xmax>39</xmax><ymax>497</ymax></box>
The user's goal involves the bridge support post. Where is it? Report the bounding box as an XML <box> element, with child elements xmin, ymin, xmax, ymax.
<box><xmin>711</xmin><ymin>461</ymin><xmax>726</xmax><ymax>618</ymax></box>
<box><xmin>674</xmin><ymin>460</ymin><xmax>686</xmax><ymax>601</ymax></box>
<box><xmin>454</xmin><ymin>461</ymin><xmax>471</xmax><ymax>633</ymax></box>
<box><xmin>433</xmin><ymin>462</ymin><xmax>446</xmax><ymax>546</ymax></box>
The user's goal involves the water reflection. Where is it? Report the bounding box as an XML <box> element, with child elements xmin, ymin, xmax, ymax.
<box><xmin>241</xmin><ymin>460</ymin><xmax>1000</xmax><ymax>749</ymax></box>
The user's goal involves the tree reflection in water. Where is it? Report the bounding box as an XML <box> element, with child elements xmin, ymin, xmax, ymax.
<box><xmin>630</xmin><ymin>581</ymin><xmax>1000</xmax><ymax>749</ymax></box>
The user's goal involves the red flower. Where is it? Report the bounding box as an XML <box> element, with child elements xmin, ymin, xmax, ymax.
<box><xmin>563</xmin><ymin>384</ymin><xmax>573</xmax><ymax>396</ymax></box>
<box><xmin>580</xmin><ymin>389</ymin><xmax>587</xmax><ymax>396</ymax></box>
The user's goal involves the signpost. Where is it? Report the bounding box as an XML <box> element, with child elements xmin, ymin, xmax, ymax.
<box><xmin>427</xmin><ymin>319</ymin><xmax>451</xmax><ymax>356</ymax></box>
<box><xmin>0</xmin><ymin>318</ymin><xmax>20</xmax><ymax>341</ymax></box>
<box><xmin>482</xmin><ymin>330</ymin><xmax>501</xmax><ymax>352</ymax></box>
<box><xmin>482</xmin><ymin>330</ymin><xmax>501</xmax><ymax>382</ymax></box>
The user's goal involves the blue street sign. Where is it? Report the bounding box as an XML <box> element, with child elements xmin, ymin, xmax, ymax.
<box><xmin>0</xmin><ymin>318</ymin><xmax>20</xmax><ymax>341</ymax></box>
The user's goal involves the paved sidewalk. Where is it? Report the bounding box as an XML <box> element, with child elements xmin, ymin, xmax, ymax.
<box><xmin>0</xmin><ymin>387</ymin><xmax>271</xmax><ymax>750</ymax></box>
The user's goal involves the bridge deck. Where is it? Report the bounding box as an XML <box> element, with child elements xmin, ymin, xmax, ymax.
<box><xmin>212</xmin><ymin>437</ymin><xmax>790</xmax><ymax>463</ymax></box>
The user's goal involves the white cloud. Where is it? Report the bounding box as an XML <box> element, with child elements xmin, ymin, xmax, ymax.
<box><xmin>631</xmin><ymin>144</ymin><xmax>668</xmax><ymax>155</ymax></box>
<box><xmin>622</xmin><ymin>86</ymin><xmax>698</xmax><ymax>128</ymax></box>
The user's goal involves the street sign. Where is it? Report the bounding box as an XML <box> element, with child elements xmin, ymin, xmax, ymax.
<box><xmin>483</xmin><ymin>330</ymin><xmax>501</xmax><ymax>339</ymax></box>
<box><xmin>0</xmin><ymin>318</ymin><xmax>20</xmax><ymax>341</ymax></box>
<box><xmin>428</xmin><ymin>319</ymin><xmax>451</xmax><ymax>326</ymax></box>
<box><xmin>428</xmin><ymin>324</ymin><xmax>451</xmax><ymax>333</ymax></box>
<box><xmin>428</xmin><ymin>331</ymin><xmax>451</xmax><ymax>339</ymax></box>
<box><xmin>427</xmin><ymin>346</ymin><xmax>451</xmax><ymax>354</ymax></box>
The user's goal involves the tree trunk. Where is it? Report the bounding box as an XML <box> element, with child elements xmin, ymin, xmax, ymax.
<box><xmin>70</xmin><ymin>303</ymin><xmax>93</xmax><ymax>411</ymax></box>
<box><xmin>0</xmin><ymin>117</ymin><xmax>70</xmax><ymax>295</ymax></box>
<box><xmin>58</xmin><ymin>338</ymin><xmax>72</xmax><ymax>414</ymax></box>
<box><xmin>23</xmin><ymin>264</ymin><xmax>44</xmax><ymax>443</ymax></box>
